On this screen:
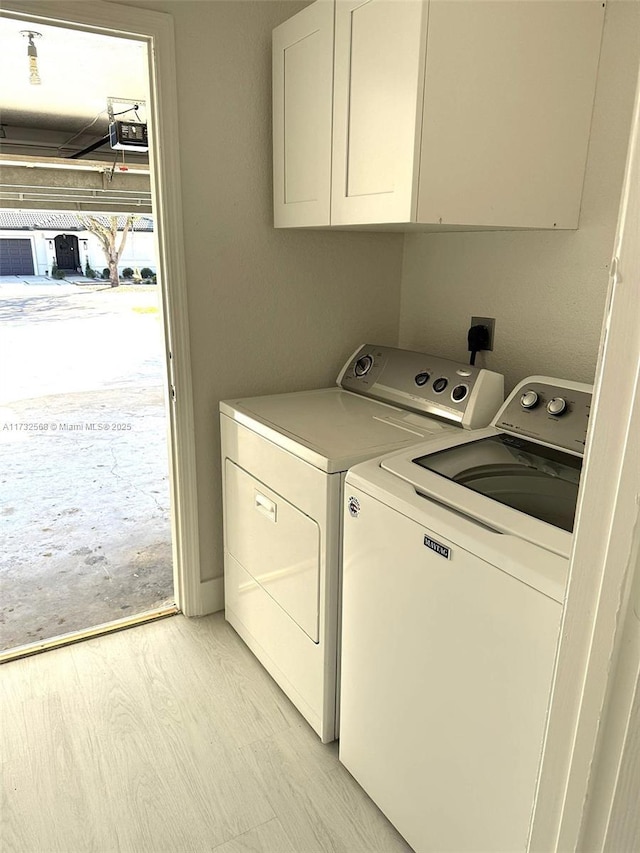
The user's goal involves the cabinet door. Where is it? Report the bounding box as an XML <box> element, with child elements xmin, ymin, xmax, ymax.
<box><xmin>331</xmin><ymin>0</ymin><xmax>428</xmax><ymax>225</ymax></box>
<box><xmin>416</xmin><ymin>0</ymin><xmax>605</xmax><ymax>228</ymax></box>
<box><xmin>272</xmin><ymin>0</ymin><xmax>334</xmax><ymax>227</ymax></box>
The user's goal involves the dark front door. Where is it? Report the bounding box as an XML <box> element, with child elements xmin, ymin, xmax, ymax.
<box><xmin>54</xmin><ymin>234</ymin><xmax>80</xmax><ymax>271</ymax></box>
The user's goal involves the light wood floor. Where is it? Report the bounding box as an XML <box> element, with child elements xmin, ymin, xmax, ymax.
<box><xmin>1</xmin><ymin>613</ymin><xmax>413</xmax><ymax>853</ymax></box>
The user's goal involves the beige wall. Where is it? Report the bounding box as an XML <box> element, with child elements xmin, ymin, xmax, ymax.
<box><xmin>398</xmin><ymin>0</ymin><xmax>640</xmax><ymax>394</ymax></box>
<box><xmin>117</xmin><ymin>0</ymin><xmax>638</xmax><ymax>596</ymax></box>
<box><xmin>116</xmin><ymin>0</ymin><xmax>404</xmax><ymax>584</ymax></box>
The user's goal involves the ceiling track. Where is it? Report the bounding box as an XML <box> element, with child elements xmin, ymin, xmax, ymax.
<box><xmin>0</xmin><ymin>189</ymin><xmax>152</xmax><ymax>212</ymax></box>
<box><xmin>1</xmin><ymin>185</ymin><xmax>152</xmax><ymax>198</ymax></box>
<box><xmin>0</xmin><ymin>141</ymin><xmax>148</xmax><ymax>164</ymax></box>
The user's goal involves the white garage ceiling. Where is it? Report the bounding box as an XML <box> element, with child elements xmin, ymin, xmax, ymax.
<box><xmin>0</xmin><ymin>14</ymin><xmax>149</xmax><ymax>159</ymax></box>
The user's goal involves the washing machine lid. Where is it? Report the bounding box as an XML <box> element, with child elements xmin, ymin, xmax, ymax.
<box><xmin>220</xmin><ymin>387</ymin><xmax>453</xmax><ymax>473</ymax></box>
<box><xmin>413</xmin><ymin>433</ymin><xmax>582</xmax><ymax>533</ymax></box>
<box><xmin>380</xmin><ymin>427</ymin><xmax>578</xmax><ymax>558</ymax></box>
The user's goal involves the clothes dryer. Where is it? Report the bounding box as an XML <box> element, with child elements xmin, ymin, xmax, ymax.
<box><xmin>339</xmin><ymin>376</ymin><xmax>592</xmax><ymax>851</ymax></box>
<box><xmin>220</xmin><ymin>344</ymin><xmax>503</xmax><ymax>742</ymax></box>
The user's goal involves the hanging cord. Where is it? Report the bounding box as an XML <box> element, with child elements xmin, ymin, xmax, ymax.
<box><xmin>57</xmin><ymin>110</ymin><xmax>105</xmax><ymax>153</ymax></box>
<box><xmin>112</xmin><ymin>105</ymin><xmax>140</xmax><ymax>118</ymax></box>
<box><xmin>106</xmin><ymin>151</ymin><xmax>119</xmax><ymax>182</ymax></box>
<box><xmin>57</xmin><ymin>105</ymin><xmax>142</xmax><ymax>154</ymax></box>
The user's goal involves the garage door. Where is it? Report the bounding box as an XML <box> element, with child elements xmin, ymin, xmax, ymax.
<box><xmin>0</xmin><ymin>239</ymin><xmax>35</xmax><ymax>275</ymax></box>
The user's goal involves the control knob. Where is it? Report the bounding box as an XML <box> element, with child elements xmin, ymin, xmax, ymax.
<box><xmin>547</xmin><ymin>397</ymin><xmax>567</xmax><ymax>416</ymax></box>
<box><xmin>451</xmin><ymin>384</ymin><xmax>468</xmax><ymax>402</ymax></box>
<box><xmin>520</xmin><ymin>390</ymin><xmax>539</xmax><ymax>410</ymax></box>
<box><xmin>354</xmin><ymin>355</ymin><xmax>373</xmax><ymax>377</ymax></box>
<box><xmin>415</xmin><ymin>371</ymin><xmax>430</xmax><ymax>387</ymax></box>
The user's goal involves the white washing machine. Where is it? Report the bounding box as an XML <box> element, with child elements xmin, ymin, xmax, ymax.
<box><xmin>339</xmin><ymin>376</ymin><xmax>592</xmax><ymax>852</ymax></box>
<box><xmin>220</xmin><ymin>344</ymin><xmax>504</xmax><ymax>743</ymax></box>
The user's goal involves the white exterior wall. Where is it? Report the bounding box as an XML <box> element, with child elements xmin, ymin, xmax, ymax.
<box><xmin>79</xmin><ymin>230</ymin><xmax>157</xmax><ymax>276</ymax></box>
<box><xmin>0</xmin><ymin>229</ymin><xmax>156</xmax><ymax>277</ymax></box>
<box><xmin>33</xmin><ymin>233</ymin><xmax>48</xmax><ymax>274</ymax></box>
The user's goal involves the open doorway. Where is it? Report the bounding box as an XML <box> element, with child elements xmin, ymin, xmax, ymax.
<box><xmin>0</xmin><ymin>14</ymin><xmax>190</xmax><ymax>655</ymax></box>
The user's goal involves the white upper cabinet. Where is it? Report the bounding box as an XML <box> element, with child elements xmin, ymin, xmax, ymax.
<box><xmin>272</xmin><ymin>0</ymin><xmax>334</xmax><ymax>227</ymax></box>
<box><xmin>273</xmin><ymin>0</ymin><xmax>605</xmax><ymax>230</ymax></box>
<box><xmin>331</xmin><ymin>0</ymin><xmax>427</xmax><ymax>225</ymax></box>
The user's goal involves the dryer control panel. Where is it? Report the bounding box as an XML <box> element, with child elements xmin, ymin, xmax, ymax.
<box><xmin>337</xmin><ymin>344</ymin><xmax>504</xmax><ymax>430</ymax></box>
<box><xmin>495</xmin><ymin>376</ymin><xmax>592</xmax><ymax>456</ymax></box>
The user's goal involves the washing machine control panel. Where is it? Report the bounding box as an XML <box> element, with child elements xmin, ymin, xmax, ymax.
<box><xmin>338</xmin><ymin>344</ymin><xmax>504</xmax><ymax>430</ymax></box>
<box><xmin>495</xmin><ymin>377</ymin><xmax>592</xmax><ymax>455</ymax></box>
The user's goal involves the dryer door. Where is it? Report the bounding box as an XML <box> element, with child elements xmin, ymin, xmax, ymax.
<box><xmin>225</xmin><ymin>460</ymin><xmax>320</xmax><ymax>642</ymax></box>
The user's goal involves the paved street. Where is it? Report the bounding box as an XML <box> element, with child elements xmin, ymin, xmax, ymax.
<box><xmin>0</xmin><ymin>278</ymin><xmax>174</xmax><ymax>651</ymax></box>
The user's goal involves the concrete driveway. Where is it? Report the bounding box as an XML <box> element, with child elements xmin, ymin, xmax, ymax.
<box><xmin>0</xmin><ymin>277</ymin><xmax>174</xmax><ymax>651</ymax></box>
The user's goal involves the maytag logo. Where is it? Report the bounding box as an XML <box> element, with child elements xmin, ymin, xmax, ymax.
<box><xmin>424</xmin><ymin>534</ymin><xmax>451</xmax><ymax>559</ymax></box>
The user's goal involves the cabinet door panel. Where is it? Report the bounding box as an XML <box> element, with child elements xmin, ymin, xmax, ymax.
<box><xmin>345</xmin><ymin>1</ymin><xmax>398</xmax><ymax>198</ymax></box>
<box><xmin>417</xmin><ymin>0</ymin><xmax>605</xmax><ymax>228</ymax></box>
<box><xmin>332</xmin><ymin>0</ymin><xmax>428</xmax><ymax>225</ymax></box>
<box><xmin>273</xmin><ymin>0</ymin><xmax>334</xmax><ymax>227</ymax></box>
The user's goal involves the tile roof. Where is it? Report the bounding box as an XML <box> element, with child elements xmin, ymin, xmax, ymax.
<box><xmin>0</xmin><ymin>211</ymin><xmax>154</xmax><ymax>232</ymax></box>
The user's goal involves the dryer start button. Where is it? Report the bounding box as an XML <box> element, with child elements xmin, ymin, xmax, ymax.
<box><xmin>354</xmin><ymin>355</ymin><xmax>373</xmax><ymax>377</ymax></box>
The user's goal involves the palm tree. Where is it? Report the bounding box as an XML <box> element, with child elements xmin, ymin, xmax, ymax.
<box><xmin>78</xmin><ymin>215</ymin><xmax>134</xmax><ymax>287</ymax></box>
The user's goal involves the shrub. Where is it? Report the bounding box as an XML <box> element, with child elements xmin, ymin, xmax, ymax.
<box><xmin>140</xmin><ymin>267</ymin><xmax>154</xmax><ymax>279</ymax></box>
<box><xmin>102</xmin><ymin>268</ymin><xmax>110</xmax><ymax>280</ymax></box>
<box><xmin>51</xmin><ymin>262</ymin><xmax>66</xmax><ymax>280</ymax></box>
<box><xmin>84</xmin><ymin>261</ymin><xmax>98</xmax><ymax>279</ymax></box>
<box><xmin>122</xmin><ymin>267</ymin><xmax>134</xmax><ymax>279</ymax></box>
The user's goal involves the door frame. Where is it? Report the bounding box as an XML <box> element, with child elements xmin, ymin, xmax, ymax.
<box><xmin>1</xmin><ymin>0</ymin><xmax>202</xmax><ymax>616</ymax></box>
<box><xmin>528</xmin><ymin>69</ymin><xmax>640</xmax><ymax>851</ymax></box>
